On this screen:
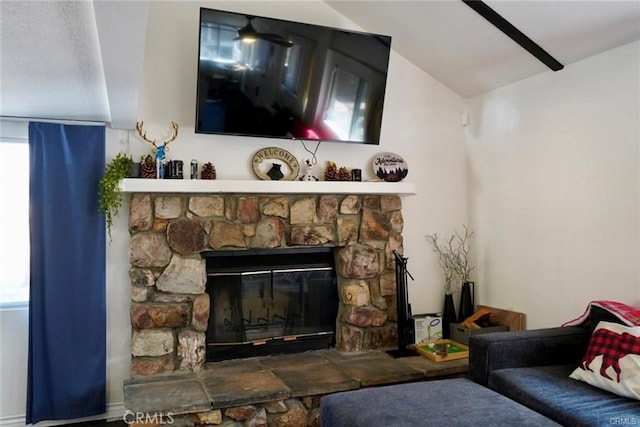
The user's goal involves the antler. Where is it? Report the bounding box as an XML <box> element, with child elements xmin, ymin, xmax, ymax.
<box><xmin>165</xmin><ymin>121</ymin><xmax>179</xmax><ymax>147</ymax></box>
<box><xmin>136</xmin><ymin>121</ymin><xmax>157</xmax><ymax>150</ymax></box>
<box><xmin>136</xmin><ymin>121</ymin><xmax>179</xmax><ymax>150</ymax></box>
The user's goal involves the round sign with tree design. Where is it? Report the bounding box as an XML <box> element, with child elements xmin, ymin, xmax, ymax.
<box><xmin>373</xmin><ymin>152</ymin><xmax>409</xmax><ymax>182</ymax></box>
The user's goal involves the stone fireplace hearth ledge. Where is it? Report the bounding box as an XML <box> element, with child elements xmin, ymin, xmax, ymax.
<box><xmin>124</xmin><ymin>350</ymin><xmax>468</xmax><ymax>426</ymax></box>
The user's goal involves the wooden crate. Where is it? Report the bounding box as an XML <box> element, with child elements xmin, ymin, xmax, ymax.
<box><xmin>411</xmin><ymin>339</ymin><xmax>469</xmax><ymax>362</ymax></box>
<box><xmin>450</xmin><ymin>323</ymin><xmax>508</xmax><ymax>345</ymax></box>
<box><xmin>477</xmin><ymin>305</ymin><xmax>526</xmax><ymax>331</ymax></box>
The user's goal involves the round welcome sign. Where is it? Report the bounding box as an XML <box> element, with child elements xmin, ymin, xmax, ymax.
<box><xmin>252</xmin><ymin>147</ymin><xmax>301</xmax><ymax>181</ymax></box>
<box><xmin>373</xmin><ymin>152</ymin><xmax>409</xmax><ymax>182</ymax></box>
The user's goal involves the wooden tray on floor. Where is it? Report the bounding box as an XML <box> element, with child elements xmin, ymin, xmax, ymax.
<box><xmin>411</xmin><ymin>339</ymin><xmax>469</xmax><ymax>362</ymax></box>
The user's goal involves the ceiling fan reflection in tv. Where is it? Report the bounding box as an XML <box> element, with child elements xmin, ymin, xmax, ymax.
<box><xmin>235</xmin><ymin>16</ymin><xmax>293</xmax><ymax>47</ymax></box>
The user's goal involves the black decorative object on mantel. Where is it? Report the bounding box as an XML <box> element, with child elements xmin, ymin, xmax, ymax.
<box><xmin>442</xmin><ymin>294</ymin><xmax>457</xmax><ymax>339</ymax></box>
<box><xmin>387</xmin><ymin>250</ymin><xmax>417</xmax><ymax>358</ymax></box>
<box><xmin>458</xmin><ymin>281</ymin><xmax>475</xmax><ymax>323</ymax></box>
<box><xmin>267</xmin><ymin>163</ymin><xmax>284</xmax><ymax>180</ymax></box>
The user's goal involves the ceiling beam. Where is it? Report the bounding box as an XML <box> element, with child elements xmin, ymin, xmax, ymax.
<box><xmin>462</xmin><ymin>0</ymin><xmax>564</xmax><ymax>72</ymax></box>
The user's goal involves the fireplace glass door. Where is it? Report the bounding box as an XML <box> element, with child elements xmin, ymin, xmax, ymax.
<box><xmin>204</xmin><ymin>248</ymin><xmax>338</xmax><ymax>361</ymax></box>
<box><xmin>210</xmin><ymin>267</ymin><xmax>336</xmax><ymax>343</ymax></box>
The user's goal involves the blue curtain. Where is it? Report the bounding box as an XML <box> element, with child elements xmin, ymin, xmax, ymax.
<box><xmin>27</xmin><ymin>122</ymin><xmax>106</xmax><ymax>424</ymax></box>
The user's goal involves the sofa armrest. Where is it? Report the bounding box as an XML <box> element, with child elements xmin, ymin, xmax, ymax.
<box><xmin>468</xmin><ymin>326</ymin><xmax>590</xmax><ymax>386</ymax></box>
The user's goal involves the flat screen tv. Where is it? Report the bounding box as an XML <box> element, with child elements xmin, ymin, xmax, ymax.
<box><xmin>196</xmin><ymin>8</ymin><xmax>392</xmax><ymax>145</ymax></box>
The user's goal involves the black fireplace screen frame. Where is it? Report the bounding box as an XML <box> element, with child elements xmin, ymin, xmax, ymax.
<box><xmin>202</xmin><ymin>247</ymin><xmax>338</xmax><ymax>361</ymax></box>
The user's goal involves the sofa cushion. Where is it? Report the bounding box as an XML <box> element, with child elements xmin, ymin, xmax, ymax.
<box><xmin>570</xmin><ymin>321</ymin><xmax>640</xmax><ymax>400</ymax></box>
<box><xmin>320</xmin><ymin>378</ymin><xmax>560</xmax><ymax>427</ymax></box>
<box><xmin>489</xmin><ymin>365</ymin><xmax>640</xmax><ymax>425</ymax></box>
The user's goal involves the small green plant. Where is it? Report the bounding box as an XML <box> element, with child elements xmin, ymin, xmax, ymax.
<box><xmin>99</xmin><ymin>152</ymin><xmax>133</xmax><ymax>240</ymax></box>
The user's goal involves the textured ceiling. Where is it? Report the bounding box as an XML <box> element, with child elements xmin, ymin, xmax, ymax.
<box><xmin>0</xmin><ymin>1</ymin><xmax>638</xmax><ymax>129</ymax></box>
<box><xmin>1</xmin><ymin>1</ymin><xmax>110</xmax><ymax>122</ymax></box>
<box><xmin>0</xmin><ymin>0</ymin><xmax>149</xmax><ymax>129</ymax></box>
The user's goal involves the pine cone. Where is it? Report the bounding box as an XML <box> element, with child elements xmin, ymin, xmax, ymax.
<box><xmin>338</xmin><ymin>166</ymin><xmax>351</xmax><ymax>181</ymax></box>
<box><xmin>201</xmin><ymin>162</ymin><xmax>217</xmax><ymax>180</ymax></box>
<box><xmin>140</xmin><ymin>155</ymin><xmax>156</xmax><ymax>179</ymax></box>
<box><xmin>324</xmin><ymin>161</ymin><xmax>337</xmax><ymax>181</ymax></box>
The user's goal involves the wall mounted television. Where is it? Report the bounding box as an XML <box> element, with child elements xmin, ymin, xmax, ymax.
<box><xmin>195</xmin><ymin>8</ymin><xmax>392</xmax><ymax>145</ymax></box>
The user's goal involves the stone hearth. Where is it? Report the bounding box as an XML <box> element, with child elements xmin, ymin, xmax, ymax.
<box><xmin>124</xmin><ymin>350</ymin><xmax>469</xmax><ymax>426</ymax></box>
<box><xmin>127</xmin><ymin>192</ymin><xmax>405</xmax><ymax>376</ymax></box>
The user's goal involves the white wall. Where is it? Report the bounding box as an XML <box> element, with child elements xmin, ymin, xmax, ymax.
<box><xmin>103</xmin><ymin>0</ymin><xmax>467</xmax><ymax>416</ymax></box>
<box><xmin>466</xmin><ymin>41</ymin><xmax>640</xmax><ymax>329</ymax></box>
<box><xmin>0</xmin><ymin>308</ymin><xmax>28</xmax><ymax>425</ymax></box>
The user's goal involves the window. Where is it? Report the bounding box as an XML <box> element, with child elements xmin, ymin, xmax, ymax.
<box><xmin>323</xmin><ymin>66</ymin><xmax>369</xmax><ymax>141</ymax></box>
<box><xmin>200</xmin><ymin>22</ymin><xmax>259</xmax><ymax>72</ymax></box>
<box><xmin>0</xmin><ymin>140</ymin><xmax>29</xmax><ymax>305</ymax></box>
<box><xmin>278</xmin><ymin>34</ymin><xmax>314</xmax><ymax>119</ymax></box>
<box><xmin>200</xmin><ymin>22</ymin><xmax>240</xmax><ymax>63</ymax></box>
<box><xmin>317</xmin><ymin>50</ymin><xmax>385</xmax><ymax>143</ymax></box>
<box><xmin>282</xmin><ymin>44</ymin><xmax>303</xmax><ymax>95</ymax></box>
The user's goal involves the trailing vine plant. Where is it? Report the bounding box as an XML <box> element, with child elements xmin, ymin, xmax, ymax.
<box><xmin>98</xmin><ymin>152</ymin><xmax>133</xmax><ymax>240</ymax></box>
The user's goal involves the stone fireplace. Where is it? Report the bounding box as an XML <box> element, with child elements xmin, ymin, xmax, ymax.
<box><xmin>127</xmin><ymin>192</ymin><xmax>404</xmax><ymax>376</ymax></box>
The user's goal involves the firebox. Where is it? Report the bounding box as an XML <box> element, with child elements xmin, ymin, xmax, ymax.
<box><xmin>202</xmin><ymin>247</ymin><xmax>338</xmax><ymax>362</ymax></box>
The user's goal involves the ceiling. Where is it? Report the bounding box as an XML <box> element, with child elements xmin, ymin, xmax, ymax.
<box><xmin>327</xmin><ymin>1</ymin><xmax>640</xmax><ymax>97</ymax></box>
<box><xmin>0</xmin><ymin>0</ymin><xmax>149</xmax><ymax>129</ymax></box>
<box><xmin>1</xmin><ymin>0</ymin><xmax>639</xmax><ymax>129</ymax></box>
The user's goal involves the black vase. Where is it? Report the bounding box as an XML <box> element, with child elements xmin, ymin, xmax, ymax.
<box><xmin>442</xmin><ymin>293</ymin><xmax>457</xmax><ymax>339</ymax></box>
<box><xmin>129</xmin><ymin>162</ymin><xmax>141</xmax><ymax>178</ymax></box>
<box><xmin>458</xmin><ymin>281</ymin><xmax>474</xmax><ymax>323</ymax></box>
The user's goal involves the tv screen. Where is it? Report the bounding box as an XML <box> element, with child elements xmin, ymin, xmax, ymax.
<box><xmin>195</xmin><ymin>8</ymin><xmax>392</xmax><ymax>145</ymax></box>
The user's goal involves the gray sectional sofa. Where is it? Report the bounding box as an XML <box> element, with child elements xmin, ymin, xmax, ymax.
<box><xmin>321</xmin><ymin>326</ymin><xmax>640</xmax><ymax>426</ymax></box>
<box><xmin>469</xmin><ymin>326</ymin><xmax>640</xmax><ymax>426</ymax></box>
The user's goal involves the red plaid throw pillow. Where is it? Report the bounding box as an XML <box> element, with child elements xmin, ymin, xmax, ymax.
<box><xmin>570</xmin><ymin>321</ymin><xmax>640</xmax><ymax>400</ymax></box>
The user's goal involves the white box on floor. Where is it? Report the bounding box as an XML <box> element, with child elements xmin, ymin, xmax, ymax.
<box><xmin>412</xmin><ymin>313</ymin><xmax>443</xmax><ymax>343</ymax></box>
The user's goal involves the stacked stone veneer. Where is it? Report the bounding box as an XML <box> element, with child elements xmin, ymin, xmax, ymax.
<box><xmin>128</xmin><ymin>192</ymin><xmax>404</xmax><ymax>376</ymax></box>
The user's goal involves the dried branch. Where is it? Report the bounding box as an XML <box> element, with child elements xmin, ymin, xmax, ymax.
<box><xmin>454</xmin><ymin>225</ymin><xmax>475</xmax><ymax>282</ymax></box>
<box><xmin>427</xmin><ymin>225</ymin><xmax>475</xmax><ymax>294</ymax></box>
<box><xmin>426</xmin><ymin>233</ymin><xmax>459</xmax><ymax>294</ymax></box>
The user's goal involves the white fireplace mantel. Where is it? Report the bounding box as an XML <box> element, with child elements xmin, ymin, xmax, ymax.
<box><xmin>119</xmin><ymin>178</ymin><xmax>416</xmax><ymax>195</ymax></box>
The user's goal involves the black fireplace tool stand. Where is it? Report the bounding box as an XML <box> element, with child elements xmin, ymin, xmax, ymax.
<box><xmin>386</xmin><ymin>250</ymin><xmax>418</xmax><ymax>358</ymax></box>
